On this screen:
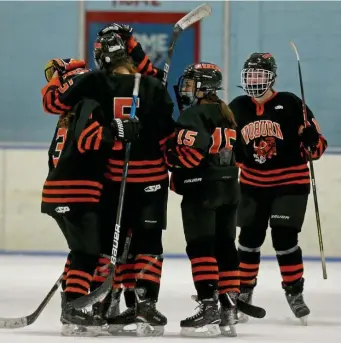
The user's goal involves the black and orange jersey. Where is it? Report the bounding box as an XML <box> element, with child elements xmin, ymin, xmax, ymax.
<box><xmin>42</xmin><ymin>67</ymin><xmax>90</xmax><ymax>115</ymax></box>
<box><xmin>42</xmin><ymin>99</ymin><xmax>117</xmax><ymax>214</ymax></box>
<box><xmin>165</xmin><ymin>104</ymin><xmax>241</xmax><ymax>194</ymax></box>
<box><xmin>126</xmin><ymin>36</ymin><xmax>164</xmax><ymax>80</ymax></box>
<box><xmin>229</xmin><ymin>91</ymin><xmax>327</xmax><ymax>194</ymax></box>
<box><xmin>44</xmin><ymin>70</ymin><xmax>174</xmax><ymax>185</ymax></box>
<box><xmin>42</xmin><ymin>40</ymin><xmax>163</xmax><ymax>116</ymax></box>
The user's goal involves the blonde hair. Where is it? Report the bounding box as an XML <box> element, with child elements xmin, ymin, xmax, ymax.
<box><xmin>57</xmin><ymin>112</ymin><xmax>74</xmax><ymax>128</ymax></box>
<box><xmin>109</xmin><ymin>56</ymin><xmax>137</xmax><ymax>74</ymax></box>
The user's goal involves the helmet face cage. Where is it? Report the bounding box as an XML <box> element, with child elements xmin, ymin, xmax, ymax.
<box><xmin>241</xmin><ymin>68</ymin><xmax>276</xmax><ymax>98</ymax></box>
<box><xmin>177</xmin><ymin>75</ymin><xmax>198</xmax><ymax>106</ymax></box>
<box><xmin>177</xmin><ymin>63</ymin><xmax>222</xmax><ymax>106</ymax></box>
<box><xmin>93</xmin><ymin>33</ymin><xmax>127</xmax><ymax>70</ymax></box>
<box><xmin>241</xmin><ymin>53</ymin><xmax>277</xmax><ymax>98</ymax></box>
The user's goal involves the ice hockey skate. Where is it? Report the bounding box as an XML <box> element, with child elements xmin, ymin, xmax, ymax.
<box><xmin>219</xmin><ymin>292</ymin><xmax>238</xmax><ymax>337</ymax></box>
<box><xmin>60</xmin><ymin>292</ymin><xmax>102</xmax><ymax>337</ymax></box>
<box><xmin>180</xmin><ymin>295</ymin><xmax>221</xmax><ymax>337</ymax></box>
<box><xmin>135</xmin><ymin>288</ymin><xmax>167</xmax><ymax>337</ymax></box>
<box><xmin>283</xmin><ymin>278</ymin><xmax>310</xmax><ymax>326</ymax></box>
<box><xmin>238</xmin><ymin>282</ymin><xmax>256</xmax><ymax>323</ymax></box>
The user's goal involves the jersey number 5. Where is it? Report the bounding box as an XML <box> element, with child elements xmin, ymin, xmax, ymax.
<box><xmin>53</xmin><ymin>128</ymin><xmax>68</xmax><ymax>167</ymax></box>
<box><xmin>113</xmin><ymin>97</ymin><xmax>140</xmax><ymax>119</ymax></box>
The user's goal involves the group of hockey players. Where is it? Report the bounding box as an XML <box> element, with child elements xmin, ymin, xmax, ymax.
<box><xmin>40</xmin><ymin>21</ymin><xmax>327</xmax><ymax>338</ymax></box>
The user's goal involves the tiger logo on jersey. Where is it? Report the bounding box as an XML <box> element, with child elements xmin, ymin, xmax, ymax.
<box><xmin>253</xmin><ymin>137</ymin><xmax>277</xmax><ymax>164</ymax></box>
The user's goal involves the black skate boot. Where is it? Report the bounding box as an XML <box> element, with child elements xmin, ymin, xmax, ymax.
<box><xmin>60</xmin><ymin>292</ymin><xmax>102</xmax><ymax>337</ymax></box>
<box><xmin>135</xmin><ymin>288</ymin><xmax>167</xmax><ymax>337</ymax></box>
<box><xmin>105</xmin><ymin>288</ymin><xmax>122</xmax><ymax>319</ymax></box>
<box><xmin>283</xmin><ymin>278</ymin><xmax>310</xmax><ymax>325</ymax></box>
<box><xmin>92</xmin><ymin>288</ymin><xmax>122</xmax><ymax>331</ymax></box>
<box><xmin>238</xmin><ymin>281</ymin><xmax>256</xmax><ymax>323</ymax></box>
<box><xmin>180</xmin><ymin>295</ymin><xmax>221</xmax><ymax>337</ymax></box>
<box><xmin>219</xmin><ymin>292</ymin><xmax>238</xmax><ymax>337</ymax></box>
<box><xmin>108</xmin><ymin>289</ymin><xmax>136</xmax><ymax>335</ymax></box>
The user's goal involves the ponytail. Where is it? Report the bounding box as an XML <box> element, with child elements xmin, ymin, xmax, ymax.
<box><xmin>205</xmin><ymin>93</ymin><xmax>236</xmax><ymax>129</ymax></box>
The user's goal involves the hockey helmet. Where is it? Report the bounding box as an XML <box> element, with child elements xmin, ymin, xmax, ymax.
<box><xmin>93</xmin><ymin>32</ymin><xmax>127</xmax><ymax>70</ymax></box>
<box><xmin>241</xmin><ymin>53</ymin><xmax>277</xmax><ymax>98</ymax></box>
<box><xmin>175</xmin><ymin>62</ymin><xmax>223</xmax><ymax>107</ymax></box>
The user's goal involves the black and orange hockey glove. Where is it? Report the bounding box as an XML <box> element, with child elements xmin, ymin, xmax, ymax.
<box><xmin>44</xmin><ymin>58</ymin><xmax>86</xmax><ymax>82</ymax></box>
<box><xmin>300</xmin><ymin>124</ymin><xmax>319</xmax><ymax>148</ymax></box>
<box><xmin>111</xmin><ymin>117</ymin><xmax>141</xmax><ymax>143</ymax></box>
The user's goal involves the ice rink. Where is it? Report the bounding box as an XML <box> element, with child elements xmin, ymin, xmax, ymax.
<box><xmin>0</xmin><ymin>255</ymin><xmax>340</xmax><ymax>343</ymax></box>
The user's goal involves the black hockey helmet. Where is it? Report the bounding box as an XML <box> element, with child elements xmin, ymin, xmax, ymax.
<box><xmin>93</xmin><ymin>32</ymin><xmax>127</xmax><ymax>70</ymax></box>
<box><xmin>241</xmin><ymin>53</ymin><xmax>277</xmax><ymax>98</ymax></box>
<box><xmin>175</xmin><ymin>62</ymin><xmax>223</xmax><ymax>107</ymax></box>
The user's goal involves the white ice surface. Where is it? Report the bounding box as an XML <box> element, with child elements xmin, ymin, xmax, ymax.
<box><xmin>0</xmin><ymin>255</ymin><xmax>340</xmax><ymax>342</ymax></box>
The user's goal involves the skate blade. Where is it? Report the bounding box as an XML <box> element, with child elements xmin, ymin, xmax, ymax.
<box><xmin>61</xmin><ymin>324</ymin><xmax>101</xmax><ymax>337</ymax></box>
<box><xmin>108</xmin><ymin>323</ymin><xmax>137</xmax><ymax>336</ymax></box>
<box><xmin>136</xmin><ymin>322</ymin><xmax>164</xmax><ymax>337</ymax></box>
<box><xmin>181</xmin><ymin>324</ymin><xmax>221</xmax><ymax>337</ymax></box>
<box><xmin>238</xmin><ymin>312</ymin><xmax>249</xmax><ymax>323</ymax></box>
<box><xmin>220</xmin><ymin>324</ymin><xmax>237</xmax><ymax>337</ymax></box>
<box><xmin>299</xmin><ymin>315</ymin><xmax>308</xmax><ymax>326</ymax></box>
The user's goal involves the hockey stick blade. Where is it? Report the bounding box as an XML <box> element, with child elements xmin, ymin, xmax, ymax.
<box><xmin>71</xmin><ymin>264</ymin><xmax>114</xmax><ymax>309</ymax></box>
<box><xmin>237</xmin><ymin>299</ymin><xmax>266</xmax><ymax>319</ymax></box>
<box><xmin>289</xmin><ymin>41</ymin><xmax>300</xmax><ymax>61</ymax></box>
<box><xmin>162</xmin><ymin>4</ymin><xmax>211</xmax><ymax>86</ymax></box>
<box><xmin>0</xmin><ymin>274</ymin><xmax>62</xmax><ymax>329</ymax></box>
<box><xmin>176</xmin><ymin>4</ymin><xmax>211</xmax><ymax>31</ymax></box>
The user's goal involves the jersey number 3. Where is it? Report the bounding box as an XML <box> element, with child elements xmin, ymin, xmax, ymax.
<box><xmin>53</xmin><ymin>128</ymin><xmax>68</xmax><ymax>167</ymax></box>
<box><xmin>113</xmin><ymin>97</ymin><xmax>140</xmax><ymax>119</ymax></box>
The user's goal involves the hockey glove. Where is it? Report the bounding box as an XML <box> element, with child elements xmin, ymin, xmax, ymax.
<box><xmin>111</xmin><ymin>118</ymin><xmax>140</xmax><ymax>142</ymax></box>
<box><xmin>44</xmin><ymin>58</ymin><xmax>86</xmax><ymax>81</ymax></box>
<box><xmin>98</xmin><ymin>23</ymin><xmax>133</xmax><ymax>41</ymax></box>
<box><xmin>300</xmin><ymin>124</ymin><xmax>319</xmax><ymax>148</ymax></box>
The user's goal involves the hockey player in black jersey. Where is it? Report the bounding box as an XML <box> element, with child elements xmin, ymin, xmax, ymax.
<box><xmin>41</xmin><ymin>24</ymin><xmax>166</xmax><ymax>331</ymax></box>
<box><xmin>229</xmin><ymin>53</ymin><xmax>327</xmax><ymax>325</ymax></box>
<box><xmin>43</xmin><ymin>32</ymin><xmax>174</xmax><ymax>337</ymax></box>
<box><xmin>165</xmin><ymin>62</ymin><xmax>243</xmax><ymax>337</ymax></box>
<box><xmin>42</xmin><ymin>86</ymin><xmax>140</xmax><ymax>336</ymax></box>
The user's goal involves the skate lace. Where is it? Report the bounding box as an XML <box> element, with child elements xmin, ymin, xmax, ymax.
<box><xmin>150</xmin><ymin>301</ymin><xmax>164</xmax><ymax>317</ymax></box>
<box><xmin>185</xmin><ymin>296</ymin><xmax>205</xmax><ymax>320</ymax></box>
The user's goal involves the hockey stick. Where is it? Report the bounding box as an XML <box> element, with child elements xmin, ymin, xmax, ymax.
<box><xmin>290</xmin><ymin>42</ymin><xmax>327</xmax><ymax>280</ymax></box>
<box><xmin>0</xmin><ymin>274</ymin><xmax>62</xmax><ymax>329</ymax></box>
<box><xmin>162</xmin><ymin>3</ymin><xmax>212</xmax><ymax>86</ymax></box>
<box><xmin>71</xmin><ymin>73</ymin><xmax>142</xmax><ymax>309</ymax></box>
<box><xmin>237</xmin><ymin>299</ymin><xmax>265</xmax><ymax>319</ymax></box>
